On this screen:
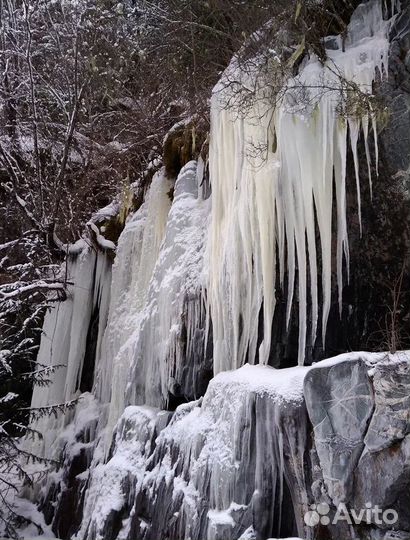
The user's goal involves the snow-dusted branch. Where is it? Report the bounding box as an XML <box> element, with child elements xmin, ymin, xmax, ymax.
<box><xmin>0</xmin><ymin>280</ymin><xmax>65</xmax><ymax>299</ymax></box>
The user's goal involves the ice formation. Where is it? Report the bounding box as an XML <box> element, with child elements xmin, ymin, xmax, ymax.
<box><xmin>93</xmin><ymin>168</ymin><xmax>173</xmax><ymax>441</ymax></box>
<box><xmin>124</xmin><ymin>161</ymin><xmax>211</xmax><ymax>408</ymax></box>
<box><xmin>28</xmin><ymin>160</ymin><xmax>210</xmax><ymax>460</ymax></box>
<box><xmin>74</xmin><ymin>405</ymin><xmax>166</xmax><ymax>540</ymax></box>
<box><xmin>29</xmin><ymin>350</ymin><xmax>410</xmax><ymax>540</ymax></box>
<box><xmin>91</xmin><ymin>162</ymin><xmax>210</xmax><ymax>450</ymax></box>
<box><xmin>207</xmin><ymin>0</ymin><xmax>394</xmax><ymax>369</ymax></box>
<box><xmin>29</xmin><ymin>247</ymin><xmax>111</xmax><ymax>458</ymax></box>
<box><xmin>21</xmin><ymin>2</ymin><xmax>408</xmax><ymax>540</ymax></box>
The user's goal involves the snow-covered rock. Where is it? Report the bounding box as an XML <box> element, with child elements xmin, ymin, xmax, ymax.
<box><xmin>66</xmin><ymin>363</ymin><xmax>310</xmax><ymax>540</ymax></box>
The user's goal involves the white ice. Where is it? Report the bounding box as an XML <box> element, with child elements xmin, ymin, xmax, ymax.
<box><xmin>207</xmin><ymin>0</ymin><xmax>395</xmax><ymax>370</ymax></box>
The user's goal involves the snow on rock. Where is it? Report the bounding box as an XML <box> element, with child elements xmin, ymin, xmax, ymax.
<box><xmin>87</xmin><ymin>222</ymin><xmax>117</xmax><ymax>251</ymax></box>
<box><xmin>85</xmin><ymin>363</ymin><xmax>311</xmax><ymax>540</ymax></box>
<box><xmin>26</xmin><ymin>340</ymin><xmax>410</xmax><ymax>540</ymax></box>
<box><xmin>207</xmin><ymin>0</ymin><xmax>396</xmax><ymax>371</ymax></box>
<box><xmin>59</xmin><ymin>363</ymin><xmax>311</xmax><ymax>540</ymax></box>
<box><xmin>7</xmin><ymin>496</ymin><xmax>55</xmax><ymax>539</ymax></box>
<box><xmin>214</xmin><ymin>363</ymin><xmax>309</xmax><ymax>403</ymax></box>
<box><xmin>73</xmin><ymin>351</ymin><xmax>410</xmax><ymax>540</ymax></box>
<box><xmin>54</xmin><ymin>392</ymin><xmax>101</xmax><ymax>459</ymax></box>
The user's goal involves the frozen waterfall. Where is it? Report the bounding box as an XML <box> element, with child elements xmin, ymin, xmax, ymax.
<box><xmin>29</xmin><ymin>247</ymin><xmax>112</xmax><ymax>458</ymax></box>
<box><xmin>21</xmin><ymin>2</ymin><xmax>409</xmax><ymax>540</ymax></box>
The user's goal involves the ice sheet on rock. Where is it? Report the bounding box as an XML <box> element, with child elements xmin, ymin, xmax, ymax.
<box><xmin>28</xmin><ymin>248</ymin><xmax>111</xmax><ymax>458</ymax></box>
<box><xmin>207</xmin><ymin>0</ymin><xmax>395</xmax><ymax>370</ymax></box>
<box><xmin>93</xmin><ymin>162</ymin><xmax>210</xmax><ymax>455</ymax></box>
<box><xmin>93</xmin><ymin>168</ymin><xmax>172</xmax><ymax>443</ymax></box>
<box><xmin>14</xmin><ymin>393</ymin><xmax>100</xmax><ymax>539</ymax></box>
<box><xmin>126</xmin><ymin>161</ymin><xmax>211</xmax><ymax>408</ymax></box>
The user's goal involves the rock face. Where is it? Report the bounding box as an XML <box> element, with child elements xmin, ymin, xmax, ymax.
<box><xmin>304</xmin><ymin>357</ymin><xmax>375</xmax><ymax>506</ymax></box>
<box><xmin>305</xmin><ymin>353</ymin><xmax>410</xmax><ymax>540</ymax></box>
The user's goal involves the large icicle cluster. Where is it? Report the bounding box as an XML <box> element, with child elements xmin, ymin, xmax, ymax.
<box><xmin>207</xmin><ymin>0</ymin><xmax>393</xmax><ymax>369</ymax></box>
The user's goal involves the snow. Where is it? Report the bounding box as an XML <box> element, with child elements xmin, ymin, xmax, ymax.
<box><xmin>0</xmin><ymin>280</ymin><xmax>64</xmax><ymax>299</ymax></box>
<box><xmin>309</xmin><ymin>349</ymin><xmax>410</xmax><ymax>369</ymax></box>
<box><xmin>87</xmin><ymin>222</ymin><xmax>116</xmax><ymax>251</ymax></box>
<box><xmin>55</xmin><ymin>392</ymin><xmax>100</xmax><ymax>456</ymax></box>
<box><xmin>0</xmin><ymin>391</ymin><xmax>18</xmax><ymax>403</ymax></box>
<box><xmin>74</xmin><ymin>406</ymin><xmax>163</xmax><ymax>540</ymax></box>
<box><xmin>213</xmin><ymin>363</ymin><xmax>309</xmax><ymax>403</ymax></box>
<box><xmin>6</xmin><ymin>497</ymin><xmax>56</xmax><ymax>539</ymax></box>
<box><xmin>207</xmin><ymin>0</ymin><xmax>396</xmax><ymax>371</ymax></box>
<box><xmin>208</xmin><ymin>508</ymin><xmax>235</xmax><ymax>526</ymax></box>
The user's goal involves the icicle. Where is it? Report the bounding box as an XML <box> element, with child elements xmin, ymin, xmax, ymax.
<box><xmin>372</xmin><ymin>112</ymin><xmax>380</xmax><ymax>176</ymax></box>
<box><xmin>334</xmin><ymin>121</ymin><xmax>349</xmax><ymax>313</ymax></box>
<box><xmin>348</xmin><ymin>118</ymin><xmax>362</xmax><ymax>235</ymax></box>
<box><xmin>207</xmin><ymin>0</ymin><xmax>393</xmax><ymax>370</ymax></box>
<box><xmin>362</xmin><ymin>115</ymin><xmax>373</xmax><ymax>199</ymax></box>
